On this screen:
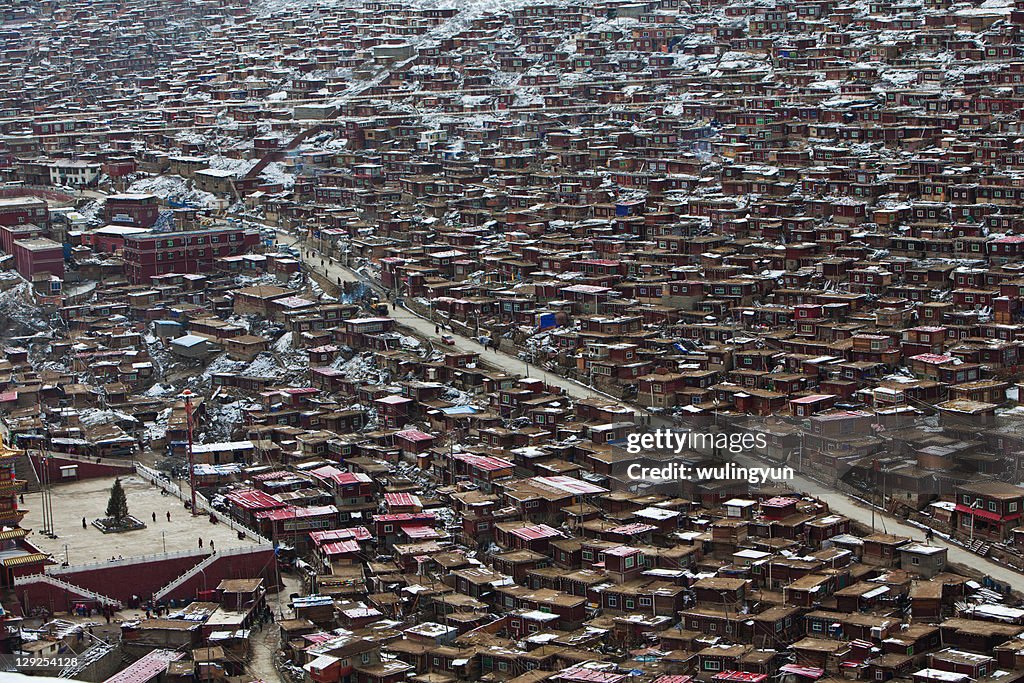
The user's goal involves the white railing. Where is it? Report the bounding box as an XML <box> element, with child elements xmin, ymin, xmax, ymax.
<box><xmin>46</xmin><ymin>548</ymin><xmax>207</xmax><ymax>575</ymax></box>
<box><xmin>152</xmin><ymin>545</ymin><xmax>270</xmax><ymax>600</ymax></box>
<box><xmin>151</xmin><ymin>552</ymin><xmax>220</xmax><ymax>601</ymax></box>
<box><xmin>14</xmin><ymin>573</ymin><xmax>121</xmax><ymax>607</ymax></box>
<box><xmin>134</xmin><ymin>463</ymin><xmax>271</xmax><ymax>545</ymax></box>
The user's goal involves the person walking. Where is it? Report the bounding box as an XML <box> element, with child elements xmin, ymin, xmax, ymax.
<box><xmin>152</xmin><ymin>512</ymin><xmax>157</xmax><ymax>523</ymax></box>
<box><xmin>166</xmin><ymin>511</ymin><xmax>171</xmax><ymax>522</ymax></box>
<box><xmin>82</xmin><ymin>517</ymin><xmax>87</xmax><ymax>529</ymax></box>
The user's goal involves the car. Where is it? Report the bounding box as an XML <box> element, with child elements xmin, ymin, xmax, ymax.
<box><xmin>440</xmin><ymin>334</ymin><xmax>455</xmax><ymax>345</ymax></box>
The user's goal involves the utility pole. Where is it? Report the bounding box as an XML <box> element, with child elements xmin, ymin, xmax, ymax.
<box><xmin>180</xmin><ymin>390</ymin><xmax>197</xmax><ymax>516</ymax></box>
<box><xmin>40</xmin><ymin>450</ymin><xmax>54</xmax><ymax>537</ymax></box>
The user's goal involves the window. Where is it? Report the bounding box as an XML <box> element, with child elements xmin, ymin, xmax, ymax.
<box><xmin>1010</xmin><ymin>502</ymin><xmax>1018</xmax><ymax>513</ymax></box>
<box><xmin>384</xmin><ymin>524</ymin><xmax>393</xmax><ymax>533</ymax></box>
<box><xmin>875</xmin><ymin>672</ymin><xmax>885</xmax><ymax>681</ymax></box>
<box><xmin>362</xmin><ymin>654</ymin><xmax>371</xmax><ymax>664</ymax></box>
<box><xmin>989</xmin><ymin>501</ymin><xmax>997</xmax><ymax>512</ymax></box>
<box><xmin>639</xmin><ymin>597</ymin><xmax>652</xmax><ymax>607</ymax></box>
<box><xmin>911</xmin><ymin>557</ymin><xmax>920</xmax><ymax>565</ymax></box>
<box><xmin>608</xmin><ymin>596</ymin><xmax>618</xmax><ymax>607</ymax></box>
<box><xmin>704</xmin><ymin>661</ymin><xmax>721</xmax><ymax>671</ymax></box>
<box><xmin>625</xmin><ymin>556</ymin><xmax>635</xmax><ymax>569</ymax></box>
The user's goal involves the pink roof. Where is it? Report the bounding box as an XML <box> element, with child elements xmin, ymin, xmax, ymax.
<box><xmin>284</xmin><ymin>387</ymin><xmax>319</xmax><ymax>395</ymax></box>
<box><xmin>510</xmin><ymin>524</ymin><xmax>561</xmax><ymax>541</ymax></box>
<box><xmin>403</xmin><ymin>525</ymin><xmax>443</xmax><ymax>539</ymax></box>
<box><xmin>713</xmin><ymin>673</ymin><xmax>768</xmax><ymax>683</ymax></box>
<box><xmin>0</xmin><ymin>391</ymin><xmax>17</xmax><ymax>402</ymax></box>
<box><xmin>321</xmin><ymin>540</ymin><xmax>361</xmax><ymax>556</ymax></box>
<box><xmin>762</xmin><ymin>496</ymin><xmax>799</xmax><ymax>508</ymax></box>
<box><xmin>309</xmin><ymin>467</ymin><xmax>370</xmax><ymax>487</ymax></box>
<box><xmin>309</xmin><ymin>465</ymin><xmax>344</xmax><ymax>480</ymax></box>
<box><xmin>395</xmin><ymin>429</ymin><xmax>434</xmax><ymax>442</ymax></box>
<box><xmin>455</xmin><ymin>453</ymin><xmax>514</xmax><ymax>471</ymax></box>
<box><xmin>653</xmin><ymin>677</ymin><xmax>693</xmax><ymax>683</ymax></box>
<box><xmin>604</xmin><ymin>545</ymin><xmax>641</xmax><ymax>557</ymax></box>
<box><xmin>384</xmin><ymin>492</ymin><xmax>422</xmax><ymax>507</ymax></box>
<box><xmin>561</xmin><ymin>284</ymin><xmax>610</xmax><ymax>294</ymax></box>
<box><xmin>226</xmin><ymin>489</ymin><xmax>286</xmax><ymax>511</ymax></box>
<box><xmin>256</xmin><ymin>505</ymin><xmax>338</xmax><ymax>521</ymax></box>
<box><xmin>557</xmin><ymin>667</ymin><xmax>627</xmax><ymax>683</ymax></box>
<box><xmin>994</xmin><ymin>236</ymin><xmax>1024</xmax><ymax>243</ymax></box>
<box><xmin>533</xmin><ymin>475</ymin><xmax>607</xmax><ymax>495</ymax></box>
<box><xmin>790</xmin><ymin>394</ymin><xmax>835</xmax><ymax>404</ymax></box>
<box><xmin>909</xmin><ymin>353</ymin><xmax>955</xmax><ymax>364</ymax></box>
<box><xmin>104</xmin><ymin>650</ymin><xmax>184</xmax><ymax>683</ymax></box>
<box><xmin>608</xmin><ymin>523</ymin><xmax>657</xmax><ymax>536</ymax></box>
<box><xmin>310</xmin><ymin>527</ymin><xmax>372</xmax><ymax>544</ymax></box>
<box><xmin>251</xmin><ymin>470</ymin><xmax>290</xmax><ymax>481</ymax></box>
<box><xmin>779</xmin><ymin>665</ymin><xmax>824</xmax><ymax>680</ymax></box>
<box><xmin>331</xmin><ymin>471</ymin><xmax>372</xmax><ymax>486</ymax></box>
<box><xmin>374</xmin><ymin>512</ymin><xmax>436</xmax><ymax>524</ymax></box>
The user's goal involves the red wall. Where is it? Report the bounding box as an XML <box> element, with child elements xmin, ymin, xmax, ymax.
<box><xmin>14</xmin><ymin>578</ymin><xmax>102</xmax><ymax>615</ymax></box>
<box><xmin>163</xmin><ymin>548</ymin><xmax>278</xmax><ymax>602</ymax></box>
<box><xmin>31</xmin><ymin>454</ymin><xmax>134</xmax><ymax>482</ymax></box>
<box><xmin>28</xmin><ymin>547</ymin><xmax>279</xmax><ymax>606</ymax></box>
<box><xmin>50</xmin><ymin>553</ymin><xmax>209</xmax><ymax>605</ymax></box>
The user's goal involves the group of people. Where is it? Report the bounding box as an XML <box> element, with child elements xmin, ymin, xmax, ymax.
<box><xmin>81</xmin><ymin>510</ymin><xmax>172</xmax><ymax>529</ymax></box>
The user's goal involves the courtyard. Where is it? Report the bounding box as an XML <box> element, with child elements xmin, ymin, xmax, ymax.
<box><xmin>21</xmin><ymin>475</ymin><xmax>265</xmax><ymax>566</ymax></box>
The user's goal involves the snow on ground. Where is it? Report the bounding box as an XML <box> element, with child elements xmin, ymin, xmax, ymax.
<box><xmin>128</xmin><ymin>174</ymin><xmax>223</xmax><ymax>209</ymax></box>
<box><xmin>0</xmin><ymin>281</ymin><xmax>56</xmax><ymax>337</ymax></box>
<box><xmin>145</xmin><ymin>407</ymin><xmax>172</xmax><ymax>441</ymax></box>
<box><xmin>203</xmin><ymin>400</ymin><xmax>253</xmax><ymax>441</ymax></box>
<box><xmin>78</xmin><ymin>407</ymin><xmax>139</xmax><ymax>427</ymax></box>
<box><xmin>333</xmin><ymin>353</ymin><xmax>388</xmax><ymax>383</ymax></box>
<box><xmin>245</xmin><ymin>353</ymin><xmax>285</xmax><ymax>378</ymax></box>
<box><xmin>199</xmin><ymin>353</ymin><xmax>248</xmax><ymax>381</ymax></box>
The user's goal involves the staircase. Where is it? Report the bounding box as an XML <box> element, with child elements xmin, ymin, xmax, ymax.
<box><xmin>14</xmin><ymin>573</ymin><xmax>122</xmax><ymax>608</ymax></box>
<box><xmin>151</xmin><ymin>552</ymin><xmax>217</xmax><ymax>601</ymax></box>
<box><xmin>964</xmin><ymin>538</ymin><xmax>991</xmax><ymax>556</ymax></box>
<box><xmin>12</xmin><ymin>450</ymin><xmax>40</xmax><ymax>493</ymax></box>
<box><xmin>153</xmin><ymin>545</ymin><xmax>269</xmax><ymax>601</ymax></box>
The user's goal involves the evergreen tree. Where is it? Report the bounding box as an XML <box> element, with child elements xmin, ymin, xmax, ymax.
<box><xmin>105</xmin><ymin>478</ymin><xmax>129</xmax><ymax>523</ymax></box>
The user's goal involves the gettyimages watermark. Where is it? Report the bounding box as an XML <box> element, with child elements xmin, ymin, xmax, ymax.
<box><xmin>622</xmin><ymin>428</ymin><xmax>795</xmax><ymax>485</ymax></box>
<box><xmin>625</xmin><ymin>461</ymin><xmax>796</xmax><ymax>485</ymax></box>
